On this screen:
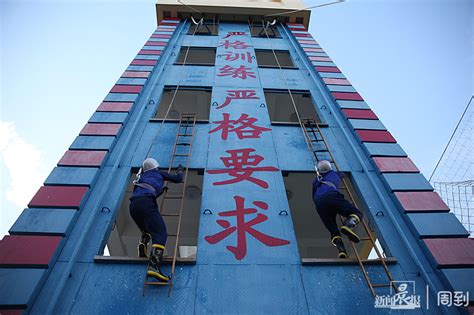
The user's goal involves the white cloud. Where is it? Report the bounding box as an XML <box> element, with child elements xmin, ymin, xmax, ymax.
<box><xmin>0</xmin><ymin>121</ymin><xmax>48</xmax><ymax>234</ymax></box>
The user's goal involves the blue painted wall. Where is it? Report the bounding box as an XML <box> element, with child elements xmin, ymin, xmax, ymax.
<box><xmin>22</xmin><ymin>21</ymin><xmax>463</xmax><ymax>315</ymax></box>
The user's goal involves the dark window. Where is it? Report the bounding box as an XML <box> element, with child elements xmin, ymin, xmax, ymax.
<box><xmin>188</xmin><ymin>21</ymin><xmax>219</xmax><ymax>35</ymax></box>
<box><xmin>282</xmin><ymin>171</ymin><xmax>392</xmax><ymax>263</ymax></box>
<box><xmin>175</xmin><ymin>47</ymin><xmax>216</xmax><ymax>66</ymax></box>
<box><xmin>155</xmin><ymin>87</ymin><xmax>211</xmax><ymax>121</ymax></box>
<box><xmin>264</xmin><ymin>90</ymin><xmax>320</xmax><ymax>124</ymax></box>
<box><xmin>255</xmin><ymin>50</ymin><xmax>296</xmax><ymax>68</ymax></box>
<box><xmin>250</xmin><ymin>25</ymin><xmax>281</xmax><ymax>38</ymax></box>
<box><xmin>101</xmin><ymin>169</ymin><xmax>204</xmax><ymax>262</ymax></box>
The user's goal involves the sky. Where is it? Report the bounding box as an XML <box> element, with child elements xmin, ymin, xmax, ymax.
<box><xmin>0</xmin><ymin>0</ymin><xmax>472</xmax><ymax>237</ymax></box>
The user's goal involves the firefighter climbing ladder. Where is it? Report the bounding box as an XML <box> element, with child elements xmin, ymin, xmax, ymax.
<box><xmin>143</xmin><ymin>113</ymin><xmax>197</xmax><ymax>297</ymax></box>
<box><xmin>256</xmin><ymin>19</ymin><xmax>397</xmax><ymax>297</ymax></box>
<box><xmin>302</xmin><ymin>118</ymin><xmax>397</xmax><ymax>297</ymax></box>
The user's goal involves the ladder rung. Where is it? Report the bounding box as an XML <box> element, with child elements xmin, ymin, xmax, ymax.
<box><xmin>176</xmin><ymin>143</ymin><xmax>190</xmax><ymax>146</ymax></box>
<box><xmin>167</xmin><ymin>234</ymin><xmax>178</xmax><ymax>236</ymax></box>
<box><xmin>313</xmin><ymin>149</ymin><xmax>328</xmax><ymax>152</ymax></box>
<box><xmin>163</xmin><ymin>196</ymin><xmax>182</xmax><ymax>199</ymax></box>
<box><xmin>174</xmin><ymin>154</ymin><xmax>190</xmax><ymax>157</ymax></box>
<box><xmin>359</xmin><ymin>237</ymin><xmax>372</xmax><ymax>241</ymax></box>
<box><xmin>372</xmin><ymin>283</ymin><xmax>391</xmax><ymax>288</ymax></box>
<box><xmin>162</xmin><ymin>213</ymin><xmax>180</xmax><ymax>217</ymax></box>
<box><xmin>145</xmin><ymin>281</ymin><xmax>170</xmax><ymax>286</ymax></box>
<box><xmin>177</xmin><ymin>134</ymin><xmax>192</xmax><ymax>136</ymax></box>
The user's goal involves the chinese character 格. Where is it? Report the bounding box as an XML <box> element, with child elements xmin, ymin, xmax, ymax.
<box><xmin>218</xmin><ymin>40</ymin><xmax>251</xmax><ymax>50</ymax></box>
<box><xmin>204</xmin><ymin>195</ymin><xmax>290</xmax><ymax>260</ymax></box>
<box><xmin>209</xmin><ymin>113</ymin><xmax>271</xmax><ymax>140</ymax></box>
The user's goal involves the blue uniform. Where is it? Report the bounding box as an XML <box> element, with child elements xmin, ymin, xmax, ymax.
<box><xmin>129</xmin><ymin>169</ymin><xmax>183</xmax><ymax>245</ymax></box>
<box><xmin>312</xmin><ymin>170</ymin><xmax>363</xmax><ymax>238</ymax></box>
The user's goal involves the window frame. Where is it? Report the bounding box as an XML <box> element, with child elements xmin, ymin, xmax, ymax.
<box><xmin>174</xmin><ymin>46</ymin><xmax>217</xmax><ymax>66</ymax></box>
<box><xmin>187</xmin><ymin>21</ymin><xmax>219</xmax><ymax>36</ymax></box>
<box><xmin>255</xmin><ymin>49</ymin><xmax>297</xmax><ymax>69</ymax></box>
<box><xmin>152</xmin><ymin>86</ymin><xmax>212</xmax><ymax>123</ymax></box>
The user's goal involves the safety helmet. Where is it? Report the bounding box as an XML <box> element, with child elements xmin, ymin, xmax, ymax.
<box><xmin>317</xmin><ymin>160</ymin><xmax>332</xmax><ymax>173</ymax></box>
<box><xmin>142</xmin><ymin>158</ymin><xmax>160</xmax><ymax>172</ymax></box>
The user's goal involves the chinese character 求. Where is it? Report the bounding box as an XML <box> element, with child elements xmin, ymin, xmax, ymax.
<box><xmin>205</xmin><ymin>195</ymin><xmax>290</xmax><ymax>260</ymax></box>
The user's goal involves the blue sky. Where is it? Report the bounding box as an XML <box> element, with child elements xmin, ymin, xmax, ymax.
<box><xmin>1</xmin><ymin>0</ymin><xmax>472</xmax><ymax>236</ymax></box>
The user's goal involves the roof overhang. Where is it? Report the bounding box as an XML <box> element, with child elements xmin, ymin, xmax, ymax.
<box><xmin>156</xmin><ymin>0</ymin><xmax>311</xmax><ymax>28</ymax></box>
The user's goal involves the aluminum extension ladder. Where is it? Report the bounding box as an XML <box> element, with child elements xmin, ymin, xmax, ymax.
<box><xmin>143</xmin><ymin>113</ymin><xmax>197</xmax><ymax>297</ymax></box>
<box><xmin>301</xmin><ymin>118</ymin><xmax>397</xmax><ymax>297</ymax></box>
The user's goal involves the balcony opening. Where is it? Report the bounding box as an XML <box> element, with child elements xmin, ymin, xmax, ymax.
<box><xmin>154</xmin><ymin>86</ymin><xmax>211</xmax><ymax>122</ymax></box>
<box><xmin>97</xmin><ymin>169</ymin><xmax>204</xmax><ymax>264</ymax></box>
<box><xmin>255</xmin><ymin>49</ymin><xmax>296</xmax><ymax>68</ymax></box>
<box><xmin>263</xmin><ymin>89</ymin><xmax>321</xmax><ymax>124</ymax></box>
<box><xmin>282</xmin><ymin>171</ymin><xmax>395</xmax><ymax>265</ymax></box>
<box><xmin>250</xmin><ymin>25</ymin><xmax>281</xmax><ymax>38</ymax></box>
<box><xmin>188</xmin><ymin>21</ymin><xmax>219</xmax><ymax>36</ymax></box>
<box><xmin>175</xmin><ymin>47</ymin><xmax>216</xmax><ymax>66</ymax></box>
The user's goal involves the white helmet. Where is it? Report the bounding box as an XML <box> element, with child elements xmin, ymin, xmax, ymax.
<box><xmin>142</xmin><ymin>158</ymin><xmax>160</xmax><ymax>172</ymax></box>
<box><xmin>317</xmin><ymin>160</ymin><xmax>332</xmax><ymax>173</ymax></box>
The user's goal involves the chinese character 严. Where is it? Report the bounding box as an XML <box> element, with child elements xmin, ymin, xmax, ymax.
<box><xmin>207</xmin><ymin>148</ymin><xmax>278</xmax><ymax>188</ymax></box>
<box><xmin>209</xmin><ymin>113</ymin><xmax>271</xmax><ymax>140</ymax></box>
<box><xmin>217</xmin><ymin>90</ymin><xmax>259</xmax><ymax>109</ymax></box>
<box><xmin>204</xmin><ymin>195</ymin><xmax>290</xmax><ymax>260</ymax></box>
<box><xmin>223</xmin><ymin>31</ymin><xmax>246</xmax><ymax>39</ymax></box>
<box><xmin>217</xmin><ymin>65</ymin><xmax>256</xmax><ymax>80</ymax></box>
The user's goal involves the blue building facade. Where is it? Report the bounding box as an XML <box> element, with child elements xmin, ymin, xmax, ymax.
<box><xmin>1</xmin><ymin>7</ymin><xmax>473</xmax><ymax>315</ymax></box>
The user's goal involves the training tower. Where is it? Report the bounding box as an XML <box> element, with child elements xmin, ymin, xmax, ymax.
<box><xmin>1</xmin><ymin>0</ymin><xmax>473</xmax><ymax>314</ymax></box>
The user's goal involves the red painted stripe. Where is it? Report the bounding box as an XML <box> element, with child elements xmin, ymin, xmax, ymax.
<box><xmin>130</xmin><ymin>59</ymin><xmax>157</xmax><ymax>66</ymax></box>
<box><xmin>355</xmin><ymin>130</ymin><xmax>396</xmax><ymax>143</ymax></box>
<box><xmin>0</xmin><ymin>310</ymin><xmax>24</xmax><ymax>315</ymax></box>
<box><xmin>122</xmin><ymin>71</ymin><xmax>150</xmax><ymax>78</ymax></box>
<box><xmin>145</xmin><ymin>41</ymin><xmax>167</xmax><ymax>46</ymax></box>
<box><xmin>394</xmin><ymin>191</ymin><xmax>450</xmax><ymax>212</ymax></box>
<box><xmin>294</xmin><ymin>33</ymin><xmax>312</xmax><ymax>38</ymax></box>
<box><xmin>298</xmin><ymin>40</ymin><xmax>318</xmax><ymax>45</ymax></box>
<box><xmin>29</xmin><ymin>186</ymin><xmax>88</xmax><ymax>208</ymax></box>
<box><xmin>80</xmin><ymin>123</ymin><xmax>121</xmax><ymax>136</ymax></box>
<box><xmin>304</xmin><ymin>48</ymin><xmax>324</xmax><ymax>53</ymax></box>
<box><xmin>97</xmin><ymin>102</ymin><xmax>133</xmax><ymax>112</ymax></box>
<box><xmin>159</xmin><ymin>22</ymin><xmax>178</xmax><ymax>26</ymax></box>
<box><xmin>332</xmin><ymin>92</ymin><xmax>363</xmax><ymax>101</ymax></box>
<box><xmin>309</xmin><ymin>56</ymin><xmax>332</xmax><ymax>62</ymax></box>
<box><xmin>323</xmin><ymin>78</ymin><xmax>351</xmax><ymax>85</ymax></box>
<box><xmin>373</xmin><ymin>157</ymin><xmax>419</xmax><ymax>173</ymax></box>
<box><xmin>139</xmin><ymin>49</ymin><xmax>163</xmax><ymax>55</ymax></box>
<box><xmin>315</xmin><ymin>66</ymin><xmax>340</xmax><ymax>73</ymax></box>
<box><xmin>150</xmin><ymin>34</ymin><xmax>172</xmax><ymax>39</ymax></box>
<box><xmin>342</xmin><ymin>109</ymin><xmax>378</xmax><ymax>120</ymax></box>
<box><xmin>110</xmin><ymin>85</ymin><xmax>143</xmax><ymax>94</ymax></box>
<box><xmin>0</xmin><ymin>235</ymin><xmax>62</xmax><ymax>267</ymax></box>
<box><xmin>161</xmin><ymin>18</ymin><xmax>181</xmax><ymax>21</ymax></box>
<box><xmin>424</xmin><ymin>239</ymin><xmax>474</xmax><ymax>267</ymax></box>
<box><xmin>288</xmin><ymin>23</ymin><xmax>305</xmax><ymax>27</ymax></box>
<box><xmin>156</xmin><ymin>28</ymin><xmax>175</xmax><ymax>32</ymax></box>
<box><xmin>58</xmin><ymin>150</ymin><xmax>107</xmax><ymax>167</ymax></box>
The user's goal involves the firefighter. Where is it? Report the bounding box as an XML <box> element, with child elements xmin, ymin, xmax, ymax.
<box><xmin>129</xmin><ymin>158</ymin><xmax>183</xmax><ymax>282</ymax></box>
<box><xmin>312</xmin><ymin>160</ymin><xmax>363</xmax><ymax>258</ymax></box>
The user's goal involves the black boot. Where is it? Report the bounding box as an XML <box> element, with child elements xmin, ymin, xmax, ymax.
<box><xmin>332</xmin><ymin>236</ymin><xmax>348</xmax><ymax>259</ymax></box>
<box><xmin>138</xmin><ymin>233</ymin><xmax>151</xmax><ymax>258</ymax></box>
<box><xmin>147</xmin><ymin>244</ymin><xmax>169</xmax><ymax>282</ymax></box>
<box><xmin>341</xmin><ymin>214</ymin><xmax>361</xmax><ymax>243</ymax></box>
